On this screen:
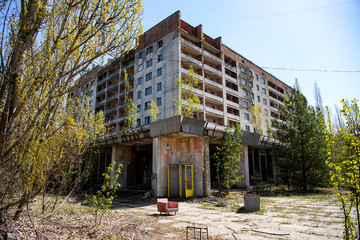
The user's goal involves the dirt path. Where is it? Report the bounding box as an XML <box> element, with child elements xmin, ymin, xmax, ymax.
<box><xmin>122</xmin><ymin>193</ymin><xmax>343</xmax><ymax>239</ymax></box>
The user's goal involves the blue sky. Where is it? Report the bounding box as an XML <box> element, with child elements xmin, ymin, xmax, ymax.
<box><xmin>142</xmin><ymin>0</ymin><xmax>360</xmax><ymax>111</ymax></box>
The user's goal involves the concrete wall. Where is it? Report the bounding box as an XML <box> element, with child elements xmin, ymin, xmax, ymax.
<box><xmin>112</xmin><ymin>145</ymin><xmax>134</xmax><ymax>188</ymax></box>
<box><xmin>152</xmin><ymin>136</ymin><xmax>207</xmax><ymax>197</ymax></box>
<box><xmin>236</xmin><ymin>145</ymin><xmax>249</xmax><ymax>188</ymax></box>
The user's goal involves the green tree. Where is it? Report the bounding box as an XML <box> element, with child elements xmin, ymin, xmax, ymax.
<box><xmin>324</xmin><ymin>99</ymin><xmax>360</xmax><ymax>239</ymax></box>
<box><xmin>172</xmin><ymin>66</ymin><xmax>201</xmax><ymax>117</ymax></box>
<box><xmin>149</xmin><ymin>99</ymin><xmax>160</xmax><ymax>122</ymax></box>
<box><xmin>272</xmin><ymin>80</ymin><xmax>328</xmax><ymax>190</ymax></box>
<box><xmin>212</xmin><ymin>123</ymin><xmax>244</xmax><ymax>195</ymax></box>
<box><xmin>123</xmin><ymin>69</ymin><xmax>138</xmax><ymax>134</ymax></box>
<box><xmin>250</xmin><ymin>104</ymin><xmax>264</xmax><ymax>135</ymax></box>
<box><xmin>0</xmin><ymin>0</ymin><xmax>143</xmax><ymax>220</ymax></box>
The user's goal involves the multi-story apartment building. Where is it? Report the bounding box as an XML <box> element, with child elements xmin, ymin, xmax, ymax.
<box><xmin>91</xmin><ymin>11</ymin><xmax>291</xmax><ymax>197</ymax></box>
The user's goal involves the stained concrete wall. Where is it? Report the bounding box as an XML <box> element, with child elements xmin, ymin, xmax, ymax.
<box><xmin>236</xmin><ymin>145</ymin><xmax>249</xmax><ymax>188</ymax></box>
<box><xmin>112</xmin><ymin>145</ymin><xmax>134</xmax><ymax>188</ymax></box>
<box><xmin>152</xmin><ymin>136</ymin><xmax>208</xmax><ymax>197</ymax></box>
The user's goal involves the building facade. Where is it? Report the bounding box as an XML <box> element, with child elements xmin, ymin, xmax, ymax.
<box><xmin>90</xmin><ymin>11</ymin><xmax>291</xmax><ymax>197</ymax></box>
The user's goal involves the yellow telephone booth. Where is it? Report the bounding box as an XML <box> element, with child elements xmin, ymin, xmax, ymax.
<box><xmin>168</xmin><ymin>164</ymin><xmax>194</xmax><ymax>198</ymax></box>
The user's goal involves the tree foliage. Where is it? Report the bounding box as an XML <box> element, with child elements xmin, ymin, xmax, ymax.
<box><xmin>149</xmin><ymin>99</ymin><xmax>160</xmax><ymax>122</ymax></box>
<box><xmin>123</xmin><ymin>69</ymin><xmax>138</xmax><ymax>134</ymax></box>
<box><xmin>212</xmin><ymin>123</ymin><xmax>244</xmax><ymax>195</ymax></box>
<box><xmin>250</xmin><ymin>104</ymin><xmax>264</xmax><ymax>135</ymax></box>
<box><xmin>0</xmin><ymin>0</ymin><xmax>143</xmax><ymax>220</ymax></box>
<box><xmin>324</xmin><ymin>99</ymin><xmax>360</xmax><ymax>239</ymax></box>
<box><xmin>272</xmin><ymin>80</ymin><xmax>328</xmax><ymax>190</ymax></box>
<box><xmin>173</xmin><ymin>66</ymin><xmax>201</xmax><ymax>117</ymax></box>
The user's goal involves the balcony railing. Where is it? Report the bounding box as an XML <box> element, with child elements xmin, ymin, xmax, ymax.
<box><xmin>226</xmin><ymin>87</ymin><xmax>239</xmax><ymax>96</ymax></box>
<box><xmin>181</xmin><ymin>38</ymin><xmax>201</xmax><ymax>52</ymax></box>
<box><xmin>96</xmin><ymin>99</ymin><xmax>106</xmax><ymax>106</ymax></box>
<box><xmin>203</xmin><ymin>50</ymin><xmax>221</xmax><ymax>64</ymax></box>
<box><xmin>181</xmin><ymin>53</ymin><xmax>202</xmax><ymax>67</ymax></box>
<box><xmin>227</xmin><ymin>113</ymin><xmax>240</xmax><ymax>121</ymax></box>
<box><xmin>225</xmin><ymin>63</ymin><xmax>237</xmax><ymax>72</ymax></box>
<box><xmin>205</xmin><ymin>106</ymin><xmax>224</xmax><ymax>116</ymax></box>
<box><xmin>227</xmin><ymin>100</ymin><xmax>239</xmax><ymax>108</ymax></box>
<box><xmin>107</xmin><ymin>82</ymin><xmax>119</xmax><ymax>92</ymax></box>
<box><xmin>97</xmin><ymin>78</ymin><xmax>107</xmax><ymax>86</ymax></box>
<box><xmin>204</xmin><ymin>63</ymin><xmax>222</xmax><ymax>76</ymax></box>
<box><xmin>205</xmin><ymin>78</ymin><xmax>222</xmax><ymax>89</ymax></box>
<box><xmin>225</xmin><ymin>74</ymin><xmax>237</xmax><ymax>84</ymax></box>
<box><xmin>106</xmin><ymin>93</ymin><xmax>119</xmax><ymax>102</ymax></box>
<box><xmin>97</xmin><ymin>88</ymin><xmax>106</xmax><ymax>96</ymax></box>
<box><xmin>104</xmin><ymin>105</ymin><xmax>118</xmax><ymax>115</ymax></box>
<box><xmin>205</xmin><ymin>92</ymin><xmax>223</xmax><ymax>102</ymax></box>
<box><xmin>106</xmin><ymin>71</ymin><xmax>119</xmax><ymax>82</ymax></box>
<box><xmin>181</xmin><ymin>68</ymin><xmax>203</xmax><ymax>81</ymax></box>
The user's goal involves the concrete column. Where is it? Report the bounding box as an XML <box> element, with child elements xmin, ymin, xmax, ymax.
<box><xmin>203</xmin><ymin>136</ymin><xmax>211</xmax><ymax>196</ymax></box>
<box><xmin>244</xmin><ymin>146</ymin><xmax>250</xmax><ymax>186</ymax></box>
<box><xmin>152</xmin><ymin>137</ymin><xmax>159</xmax><ymax>196</ymax></box>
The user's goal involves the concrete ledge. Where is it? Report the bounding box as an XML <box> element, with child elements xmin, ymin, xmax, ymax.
<box><xmin>150</xmin><ymin>116</ymin><xmax>205</xmax><ymax>137</ymax></box>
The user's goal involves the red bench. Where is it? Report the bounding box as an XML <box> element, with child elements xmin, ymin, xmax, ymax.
<box><xmin>157</xmin><ymin>198</ymin><xmax>178</xmax><ymax>215</ymax></box>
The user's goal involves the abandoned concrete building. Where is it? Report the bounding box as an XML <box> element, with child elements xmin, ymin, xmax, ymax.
<box><xmin>79</xmin><ymin>11</ymin><xmax>292</xmax><ymax>198</ymax></box>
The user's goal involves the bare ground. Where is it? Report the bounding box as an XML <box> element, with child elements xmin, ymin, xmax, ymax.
<box><xmin>1</xmin><ymin>189</ymin><xmax>344</xmax><ymax>239</ymax></box>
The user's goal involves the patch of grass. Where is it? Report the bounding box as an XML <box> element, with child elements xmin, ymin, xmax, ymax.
<box><xmin>236</xmin><ymin>207</ymin><xmax>265</xmax><ymax>215</ymax></box>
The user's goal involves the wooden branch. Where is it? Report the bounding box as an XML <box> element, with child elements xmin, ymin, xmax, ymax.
<box><xmin>251</xmin><ymin>229</ymin><xmax>290</xmax><ymax>236</ymax></box>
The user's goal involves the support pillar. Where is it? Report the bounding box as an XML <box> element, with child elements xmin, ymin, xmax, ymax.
<box><xmin>203</xmin><ymin>136</ymin><xmax>211</xmax><ymax>197</ymax></box>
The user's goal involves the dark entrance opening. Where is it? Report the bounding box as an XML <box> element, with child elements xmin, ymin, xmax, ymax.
<box><xmin>127</xmin><ymin>145</ymin><xmax>152</xmax><ymax>190</ymax></box>
<box><xmin>248</xmin><ymin>146</ymin><xmax>274</xmax><ymax>185</ymax></box>
<box><xmin>209</xmin><ymin>144</ymin><xmax>221</xmax><ymax>189</ymax></box>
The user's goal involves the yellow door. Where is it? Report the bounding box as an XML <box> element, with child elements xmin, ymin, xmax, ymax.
<box><xmin>184</xmin><ymin>164</ymin><xmax>194</xmax><ymax>197</ymax></box>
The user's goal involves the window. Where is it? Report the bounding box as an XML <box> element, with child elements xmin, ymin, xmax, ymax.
<box><xmin>243</xmin><ymin>89</ymin><xmax>248</xmax><ymax>96</ymax></box>
<box><xmin>250</xmin><ymin>82</ymin><xmax>253</xmax><ymax>88</ymax></box>
<box><xmin>138</xmin><ymin>51</ymin><xmax>143</xmax><ymax>59</ymax></box>
<box><xmin>157</xmin><ymin>54</ymin><xmax>162</xmax><ymax>62</ymax></box>
<box><xmin>241</xmin><ymin>67</ymin><xmax>245</xmax><ymax>73</ymax></box>
<box><xmin>91</xmin><ymin>80</ymin><xmax>95</xmax><ymax>86</ymax></box>
<box><xmin>137</xmin><ymin>90</ymin><xmax>142</xmax><ymax>99</ymax></box>
<box><xmin>262</xmin><ymin>88</ymin><xmax>266</xmax><ymax>94</ymax></box>
<box><xmin>89</xmin><ymin>100</ymin><xmax>93</xmax><ymax>107</ymax></box>
<box><xmin>245</xmin><ymin>125</ymin><xmax>251</xmax><ymax>132</ymax></box>
<box><xmin>146</xmin><ymin>46</ymin><xmax>153</xmax><ymax>55</ymax></box>
<box><xmin>157</xmin><ymin>68</ymin><xmax>162</xmax><ymax>76</ymax></box>
<box><xmin>136</xmin><ymin>118</ymin><xmax>141</xmax><ymax>126</ymax></box>
<box><xmin>256</xmin><ymin>74</ymin><xmax>259</xmax><ymax>81</ymax></box>
<box><xmin>146</xmin><ymin>59</ymin><xmax>152</xmax><ymax>68</ymax></box>
<box><xmin>243</xmin><ymin>101</ymin><xmax>249</xmax><ymax>109</ymax></box>
<box><xmin>251</xmin><ymin>93</ymin><xmax>254</xmax><ymax>99</ymax></box>
<box><xmin>261</xmin><ymin>78</ymin><xmax>266</xmax><ymax>84</ymax></box>
<box><xmin>137</xmin><ymin>77</ymin><xmax>142</xmax><ymax>85</ymax></box>
<box><xmin>158</xmin><ymin>40</ymin><xmax>163</xmax><ymax>48</ymax></box>
<box><xmin>145</xmin><ymin>116</ymin><xmax>151</xmax><ymax>124</ymax></box>
<box><xmin>137</xmin><ymin>104</ymin><xmax>141</xmax><ymax>113</ymax></box>
<box><xmin>256</xmin><ymin>85</ymin><xmax>260</xmax><ymax>91</ymax></box>
<box><xmin>241</xmin><ymin>78</ymin><xmax>246</xmax><ymax>85</ymax></box>
<box><xmin>212</xmin><ymin>119</ymin><xmax>216</xmax><ymax>123</ymax></box>
<box><xmin>156</xmin><ymin>97</ymin><xmax>161</xmax><ymax>106</ymax></box>
<box><xmin>138</xmin><ymin>64</ymin><xmax>143</xmax><ymax>72</ymax></box>
<box><xmin>146</xmin><ymin>72</ymin><xmax>152</xmax><ymax>81</ymax></box>
<box><xmin>264</xmin><ymin>109</ymin><xmax>268</xmax><ymax>115</ymax></box>
<box><xmin>157</xmin><ymin>82</ymin><xmax>162</xmax><ymax>91</ymax></box>
<box><xmin>145</xmin><ymin>101</ymin><xmax>151</xmax><ymax>110</ymax></box>
<box><xmin>145</xmin><ymin>86</ymin><xmax>152</xmax><ymax>96</ymax></box>
<box><xmin>244</xmin><ymin>113</ymin><xmax>250</xmax><ymax>121</ymax></box>
<box><xmin>249</xmin><ymin>71</ymin><xmax>252</xmax><ymax>77</ymax></box>
<box><xmin>257</xmin><ymin>96</ymin><xmax>260</xmax><ymax>102</ymax></box>
<box><xmin>263</xmin><ymin>98</ymin><xmax>268</xmax><ymax>105</ymax></box>
<box><xmin>90</xmin><ymin>90</ymin><xmax>94</xmax><ymax>97</ymax></box>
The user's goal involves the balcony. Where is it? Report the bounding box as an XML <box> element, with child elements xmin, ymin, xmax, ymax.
<box><xmin>225</xmin><ymin>74</ymin><xmax>237</xmax><ymax>84</ymax></box>
<box><xmin>181</xmin><ymin>85</ymin><xmax>204</xmax><ymax>96</ymax></box>
<box><xmin>123</xmin><ymin>61</ymin><xmax>134</xmax><ymax>70</ymax></box>
<box><xmin>181</xmin><ymin>53</ymin><xmax>202</xmax><ymax>67</ymax></box>
<box><xmin>96</xmin><ymin>99</ymin><xmax>106</xmax><ymax>107</ymax></box>
<box><xmin>181</xmin><ymin>68</ymin><xmax>203</xmax><ymax>81</ymax></box>
<box><xmin>204</xmin><ymin>63</ymin><xmax>222</xmax><ymax>77</ymax></box>
<box><xmin>203</xmin><ymin>50</ymin><xmax>221</xmax><ymax>64</ymax></box>
<box><xmin>97</xmin><ymin>78</ymin><xmax>106</xmax><ymax>86</ymax></box>
<box><xmin>108</xmin><ymin>118</ymin><xmax>118</xmax><ymax>124</ymax></box>
<box><xmin>97</xmin><ymin>88</ymin><xmax>106</xmax><ymax>96</ymax></box>
<box><xmin>227</xmin><ymin>100</ymin><xmax>239</xmax><ymax>108</ymax></box>
<box><xmin>227</xmin><ymin>113</ymin><xmax>240</xmax><ymax>121</ymax></box>
<box><xmin>206</xmin><ymin>122</ymin><xmax>226</xmax><ymax>132</ymax></box>
<box><xmin>181</xmin><ymin>38</ymin><xmax>201</xmax><ymax>53</ymax></box>
<box><xmin>107</xmin><ymin>82</ymin><xmax>119</xmax><ymax>92</ymax></box>
<box><xmin>205</xmin><ymin>77</ymin><xmax>222</xmax><ymax>89</ymax></box>
<box><xmin>226</xmin><ymin>87</ymin><xmax>238</xmax><ymax>96</ymax></box>
<box><xmin>104</xmin><ymin>105</ymin><xmax>118</xmax><ymax>115</ymax></box>
<box><xmin>225</xmin><ymin>63</ymin><xmax>237</xmax><ymax>72</ymax></box>
<box><xmin>205</xmin><ymin>106</ymin><xmax>224</xmax><ymax>116</ymax></box>
<box><xmin>107</xmin><ymin>71</ymin><xmax>120</xmax><ymax>82</ymax></box>
<box><xmin>107</xmin><ymin>93</ymin><xmax>119</xmax><ymax>102</ymax></box>
<box><xmin>205</xmin><ymin>92</ymin><xmax>223</xmax><ymax>103</ymax></box>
